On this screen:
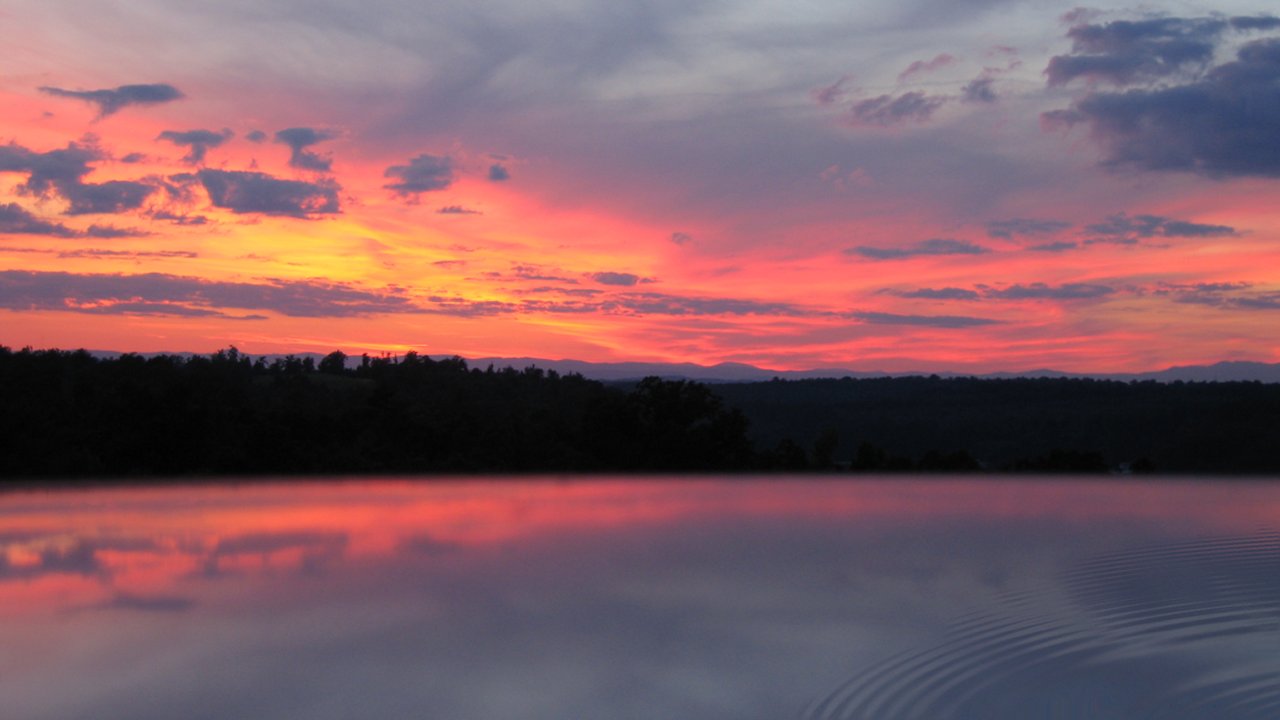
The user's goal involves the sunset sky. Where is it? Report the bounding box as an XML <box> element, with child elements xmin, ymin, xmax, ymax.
<box><xmin>2</xmin><ymin>0</ymin><xmax>1279</xmax><ymax>372</ymax></box>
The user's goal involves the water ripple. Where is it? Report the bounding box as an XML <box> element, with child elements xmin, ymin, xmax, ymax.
<box><xmin>804</xmin><ymin>531</ymin><xmax>1280</xmax><ymax>720</ymax></box>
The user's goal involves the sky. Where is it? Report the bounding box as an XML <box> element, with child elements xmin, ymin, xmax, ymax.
<box><xmin>2</xmin><ymin>0</ymin><xmax>1279</xmax><ymax>372</ymax></box>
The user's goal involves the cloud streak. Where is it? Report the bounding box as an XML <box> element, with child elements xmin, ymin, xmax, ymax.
<box><xmin>848</xmin><ymin>92</ymin><xmax>946</xmax><ymax>126</ymax></box>
<box><xmin>851</xmin><ymin>311</ymin><xmax>1000</xmax><ymax>328</ymax></box>
<box><xmin>38</xmin><ymin>83</ymin><xmax>183</xmax><ymax>118</ymax></box>
<box><xmin>1084</xmin><ymin>213</ymin><xmax>1237</xmax><ymax>243</ymax></box>
<box><xmin>0</xmin><ymin>271</ymin><xmax>414</xmax><ymax>318</ymax></box>
<box><xmin>847</xmin><ymin>238</ymin><xmax>990</xmax><ymax>260</ymax></box>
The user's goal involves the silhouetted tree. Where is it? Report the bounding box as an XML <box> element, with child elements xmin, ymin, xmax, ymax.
<box><xmin>319</xmin><ymin>350</ymin><xmax>347</xmax><ymax>375</ymax></box>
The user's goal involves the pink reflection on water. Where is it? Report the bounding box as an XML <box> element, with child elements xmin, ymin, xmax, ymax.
<box><xmin>1</xmin><ymin>477</ymin><xmax>1278</xmax><ymax>615</ymax></box>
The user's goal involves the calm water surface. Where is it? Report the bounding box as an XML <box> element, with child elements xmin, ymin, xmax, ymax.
<box><xmin>2</xmin><ymin>477</ymin><xmax>1279</xmax><ymax>719</ymax></box>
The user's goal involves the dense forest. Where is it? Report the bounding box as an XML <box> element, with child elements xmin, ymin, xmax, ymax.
<box><xmin>712</xmin><ymin>375</ymin><xmax>1280</xmax><ymax>474</ymax></box>
<box><xmin>0</xmin><ymin>347</ymin><xmax>754</xmax><ymax>476</ymax></box>
<box><xmin>1</xmin><ymin>347</ymin><xmax>1278</xmax><ymax>477</ymax></box>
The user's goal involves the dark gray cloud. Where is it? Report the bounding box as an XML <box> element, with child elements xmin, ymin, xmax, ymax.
<box><xmin>1161</xmin><ymin>281</ymin><xmax>1280</xmax><ymax>311</ymax></box>
<box><xmin>1045</xmin><ymin>17</ymin><xmax>1226</xmax><ymax>87</ymax></box>
<box><xmin>58</xmin><ymin>248</ymin><xmax>196</xmax><ymax>260</ymax></box>
<box><xmin>590</xmin><ymin>271</ymin><xmax>648</xmax><ymax>287</ymax></box>
<box><xmin>447</xmin><ymin>289</ymin><xmax>821</xmax><ymax>318</ymax></box>
<box><xmin>197</xmin><ymin>169</ymin><xmax>340</xmax><ymax>216</ymax></box>
<box><xmin>488</xmin><ymin>163</ymin><xmax>510</xmax><ymax>181</ymax></box>
<box><xmin>437</xmin><ymin>205</ymin><xmax>482</xmax><ymax>215</ymax></box>
<box><xmin>602</xmin><ymin>292</ymin><xmax>812</xmax><ymax>317</ymax></box>
<box><xmin>508</xmin><ymin>265</ymin><xmax>578</xmax><ymax>283</ymax></box>
<box><xmin>1085</xmin><ymin>213</ymin><xmax>1237</xmax><ymax>242</ymax></box>
<box><xmin>961</xmin><ymin>77</ymin><xmax>997</xmax><ymax>103</ymax></box>
<box><xmin>158</xmin><ymin>129</ymin><xmax>233</xmax><ymax>165</ymax></box>
<box><xmin>0</xmin><ymin>140</ymin><xmax>156</xmax><ymax>215</ymax></box>
<box><xmin>1161</xmin><ymin>281</ymin><xmax>1252</xmax><ymax>293</ymax></box>
<box><xmin>892</xmin><ymin>282</ymin><xmax>1118</xmax><ymax>301</ymax></box>
<box><xmin>986</xmin><ymin>218</ymin><xmax>1072</xmax><ymax>239</ymax></box>
<box><xmin>0</xmin><ymin>202</ymin><xmax>79</xmax><ymax>237</ymax></box>
<box><xmin>0</xmin><ymin>141</ymin><xmax>97</xmax><ymax>194</ymax></box>
<box><xmin>274</xmin><ymin>127</ymin><xmax>338</xmax><ymax>171</ymax></box>
<box><xmin>421</xmin><ymin>295</ymin><xmax>519</xmax><ymax>316</ymax></box>
<box><xmin>151</xmin><ymin>211</ymin><xmax>209</xmax><ymax>226</ymax></box>
<box><xmin>894</xmin><ymin>287</ymin><xmax>981</xmax><ymax>300</ymax></box>
<box><xmin>851</xmin><ymin>311</ymin><xmax>1000</xmax><ymax>328</ymax></box>
<box><xmin>1231</xmin><ymin>16</ymin><xmax>1280</xmax><ymax>31</ymax></box>
<box><xmin>85</xmin><ymin>224</ymin><xmax>150</xmax><ymax>238</ymax></box>
<box><xmin>245</xmin><ymin>130</ymin><xmax>267</xmax><ymax>143</ymax></box>
<box><xmin>982</xmin><ymin>282</ymin><xmax>1115</xmax><ymax>300</ymax></box>
<box><xmin>384</xmin><ymin>153</ymin><xmax>454</xmax><ymax>196</ymax></box>
<box><xmin>849</xmin><ymin>92</ymin><xmax>946</xmax><ymax>126</ymax></box>
<box><xmin>670</xmin><ymin>231</ymin><xmax>693</xmax><ymax>245</ymax></box>
<box><xmin>1044</xmin><ymin>23</ymin><xmax>1280</xmax><ymax>177</ymax></box>
<box><xmin>0</xmin><ymin>270</ymin><xmax>415</xmax><ymax>318</ymax></box>
<box><xmin>0</xmin><ymin>247</ymin><xmax>194</xmax><ymax>260</ymax></box>
<box><xmin>62</xmin><ymin>180</ymin><xmax>155</xmax><ymax>215</ymax></box>
<box><xmin>515</xmin><ymin>286</ymin><xmax>602</xmax><ymax>297</ymax></box>
<box><xmin>1230</xmin><ymin>294</ymin><xmax>1280</xmax><ymax>310</ymax></box>
<box><xmin>1028</xmin><ymin>241</ymin><xmax>1079</xmax><ymax>252</ymax></box>
<box><xmin>847</xmin><ymin>238</ymin><xmax>990</xmax><ymax>260</ymax></box>
<box><xmin>0</xmin><ymin>203</ymin><xmax>149</xmax><ymax>238</ymax></box>
<box><xmin>38</xmin><ymin>83</ymin><xmax>183</xmax><ymax>118</ymax></box>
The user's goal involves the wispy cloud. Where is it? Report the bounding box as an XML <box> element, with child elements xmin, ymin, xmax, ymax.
<box><xmin>851</xmin><ymin>311</ymin><xmax>1000</xmax><ymax>328</ymax></box>
<box><xmin>848</xmin><ymin>92</ymin><xmax>946</xmax><ymax>126</ymax></box>
<box><xmin>38</xmin><ymin>83</ymin><xmax>183</xmax><ymax>118</ymax></box>
<box><xmin>847</xmin><ymin>238</ymin><xmax>989</xmax><ymax>260</ymax></box>
<box><xmin>1084</xmin><ymin>213</ymin><xmax>1237</xmax><ymax>242</ymax></box>
<box><xmin>0</xmin><ymin>271</ymin><xmax>412</xmax><ymax>318</ymax></box>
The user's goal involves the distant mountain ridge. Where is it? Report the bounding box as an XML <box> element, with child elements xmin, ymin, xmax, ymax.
<box><xmin>471</xmin><ymin>358</ymin><xmax>1280</xmax><ymax>383</ymax></box>
<box><xmin>82</xmin><ymin>350</ymin><xmax>1280</xmax><ymax>383</ymax></box>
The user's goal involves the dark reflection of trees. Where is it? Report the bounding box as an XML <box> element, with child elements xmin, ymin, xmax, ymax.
<box><xmin>2</xmin><ymin>346</ymin><xmax>1278</xmax><ymax>477</ymax></box>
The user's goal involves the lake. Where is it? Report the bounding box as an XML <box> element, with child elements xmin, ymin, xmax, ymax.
<box><xmin>2</xmin><ymin>477</ymin><xmax>1278</xmax><ymax>719</ymax></box>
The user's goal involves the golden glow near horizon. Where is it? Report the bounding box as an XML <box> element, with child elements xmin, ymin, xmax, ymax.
<box><xmin>3</xmin><ymin>1</ymin><xmax>1280</xmax><ymax>372</ymax></box>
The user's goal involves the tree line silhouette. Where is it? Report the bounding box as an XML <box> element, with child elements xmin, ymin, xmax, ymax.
<box><xmin>712</xmin><ymin>375</ymin><xmax>1280</xmax><ymax>474</ymax></box>
<box><xmin>1</xmin><ymin>347</ymin><xmax>1277</xmax><ymax>478</ymax></box>
<box><xmin>0</xmin><ymin>347</ymin><xmax>755</xmax><ymax>476</ymax></box>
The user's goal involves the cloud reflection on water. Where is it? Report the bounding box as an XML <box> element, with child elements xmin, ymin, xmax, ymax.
<box><xmin>0</xmin><ymin>478</ymin><xmax>1278</xmax><ymax>719</ymax></box>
